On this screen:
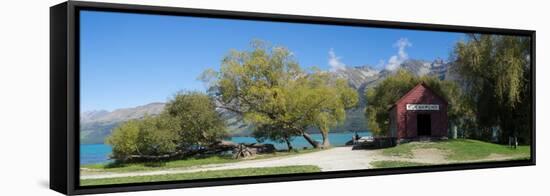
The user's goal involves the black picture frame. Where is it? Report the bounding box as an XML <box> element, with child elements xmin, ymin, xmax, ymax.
<box><xmin>50</xmin><ymin>1</ymin><xmax>536</xmax><ymax>195</ymax></box>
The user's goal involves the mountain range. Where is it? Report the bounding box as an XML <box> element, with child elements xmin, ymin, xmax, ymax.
<box><xmin>80</xmin><ymin>103</ymin><xmax>165</xmax><ymax>144</ymax></box>
<box><xmin>80</xmin><ymin>59</ymin><xmax>453</xmax><ymax>144</ymax></box>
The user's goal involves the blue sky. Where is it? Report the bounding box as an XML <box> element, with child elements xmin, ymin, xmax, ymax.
<box><xmin>80</xmin><ymin>10</ymin><xmax>464</xmax><ymax>112</ymax></box>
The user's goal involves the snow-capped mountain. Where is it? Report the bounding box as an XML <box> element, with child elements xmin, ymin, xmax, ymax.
<box><xmin>335</xmin><ymin>58</ymin><xmax>452</xmax><ymax>92</ymax></box>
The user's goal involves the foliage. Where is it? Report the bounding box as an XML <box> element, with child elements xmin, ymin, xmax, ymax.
<box><xmin>106</xmin><ymin>116</ymin><xmax>178</xmax><ymax>160</ymax></box>
<box><xmin>297</xmin><ymin>71</ymin><xmax>358</xmax><ymax>146</ymax></box>
<box><xmin>202</xmin><ymin>40</ymin><xmax>358</xmax><ymax>148</ymax></box>
<box><xmin>163</xmin><ymin>91</ymin><xmax>227</xmax><ymax>148</ymax></box>
<box><xmin>453</xmin><ymin>34</ymin><xmax>531</xmax><ymax>143</ymax></box>
<box><xmin>365</xmin><ymin>69</ymin><xmax>463</xmax><ymax>135</ymax></box>
<box><xmin>106</xmin><ymin>91</ymin><xmax>227</xmax><ymax>161</ymax></box>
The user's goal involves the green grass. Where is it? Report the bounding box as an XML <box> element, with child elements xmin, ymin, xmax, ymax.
<box><xmin>81</xmin><ymin>148</ymin><xmax>324</xmax><ymax>173</ymax></box>
<box><xmin>81</xmin><ymin>155</ymin><xmax>239</xmax><ymax>173</ymax></box>
<box><xmin>383</xmin><ymin>145</ymin><xmax>416</xmax><ymax>158</ymax></box>
<box><xmin>382</xmin><ymin>139</ymin><xmax>530</xmax><ymax>161</ymax></box>
<box><xmin>80</xmin><ymin>165</ymin><xmax>321</xmax><ymax>186</ymax></box>
<box><xmin>370</xmin><ymin>160</ymin><xmax>429</xmax><ymax>168</ymax></box>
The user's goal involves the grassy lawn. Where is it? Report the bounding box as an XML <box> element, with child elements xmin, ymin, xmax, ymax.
<box><xmin>81</xmin><ymin>155</ymin><xmax>239</xmax><ymax>173</ymax></box>
<box><xmin>382</xmin><ymin>139</ymin><xmax>530</xmax><ymax>161</ymax></box>
<box><xmin>81</xmin><ymin>148</ymin><xmax>324</xmax><ymax>173</ymax></box>
<box><xmin>80</xmin><ymin>165</ymin><xmax>321</xmax><ymax>186</ymax></box>
<box><xmin>370</xmin><ymin>160</ymin><xmax>429</xmax><ymax>168</ymax></box>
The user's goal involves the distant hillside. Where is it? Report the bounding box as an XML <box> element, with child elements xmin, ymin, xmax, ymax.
<box><xmin>80</xmin><ymin>103</ymin><xmax>165</xmax><ymax>144</ymax></box>
<box><xmin>80</xmin><ymin>59</ymin><xmax>455</xmax><ymax>144</ymax></box>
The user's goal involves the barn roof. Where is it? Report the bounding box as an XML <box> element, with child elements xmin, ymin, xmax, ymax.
<box><xmin>387</xmin><ymin>82</ymin><xmax>448</xmax><ymax>111</ymax></box>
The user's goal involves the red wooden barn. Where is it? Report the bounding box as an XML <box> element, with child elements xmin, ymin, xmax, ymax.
<box><xmin>388</xmin><ymin>83</ymin><xmax>448</xmax><ymax>141</ymax></box>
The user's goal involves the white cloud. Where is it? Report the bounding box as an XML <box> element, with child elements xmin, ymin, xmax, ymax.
<box><xmin>328</xmin><ymin>48</ymin><xmax>346</xmax><ymax>72</ymax></box>
<box><xmin>385</xmin><ymin>38</ymin><xmax>412</xmax><ymax>71</ymax></box>
<box><xmin>376</xmin><ymin>59</ymin><xmax>386</xmax><ymax>68</ymax></box>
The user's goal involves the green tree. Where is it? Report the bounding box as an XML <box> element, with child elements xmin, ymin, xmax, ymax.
<box><xmin>134</xmin><ymin>116</ymin><xmax>179</xmax><ymax>156</ymax></box>
<box><xmin>106</xmin><ymin>115</ymin><xmax>178</xmax><ymax>161</ymax></box>
<box><xmin>163</xmin><ymin>91</ymin><xmax>228</xmax><ymax>149</ymax></box>
<box><xmin>252</xmin><ymin>124</ymin><xmax>296</xmax><ymax>150</ymax></box>
<box><xmin>106</xmin><ymin>119</ymin><xmax>140</xmax><ymax>160</ymax></box>
<box><xmin>294</xmin><ymin>71</ymin><xmax>358</xmax><ymax>147</ymax></box>
<box><xmin>365</xmin><ymin>69</ymin><xmax>463</xmax><ymax>136</ymax></box>
<box><xmin>453</xmin><ymin>34</ymin><xmax>531</xmax><ymax>143</ymax></box>
<box><xmin>202</xmin><ymin>40</ymin><xmax>358</xmax><ymax>149</ymax></box>
<box><xmin>106</xmin><ymin>91</ymin><xmax>227</xmax><ymax>161</ymax></box>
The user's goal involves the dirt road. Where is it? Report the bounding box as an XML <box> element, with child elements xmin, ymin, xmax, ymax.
<box><xmin>81</xmin><ymin>147</ymin><xmax>377</xmax><ymax>180</ymax></box>
<box><xmin>81</xmin><ymin>145</ymin><xmax>521</xmax><ymax>180</ymax></box>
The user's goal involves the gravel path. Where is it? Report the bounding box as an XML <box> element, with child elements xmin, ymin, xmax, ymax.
<box><xmin>80</xmin><ymin>145</ymin><xmax>522</xmax><ymax>180</ymax></box>
<box><xmin>81</xmin><ymin>147</ymin><xmax>378</xmax><ymax>180</ymax></box>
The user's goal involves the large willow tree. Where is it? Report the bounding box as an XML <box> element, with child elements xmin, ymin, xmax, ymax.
<box><xmin>202</xmin><ymin>41</ymin><xmax>358</xmax><ymax>149</ymax></box>
<box><xmin>453</xmin><ymin>34</ymin><xmax>531</xmax><ymax>143</ymax></box>
<box><xmin>286</xmin><ymin>70</ymin><xmax>358</xmax><ymax>147</ymax></box>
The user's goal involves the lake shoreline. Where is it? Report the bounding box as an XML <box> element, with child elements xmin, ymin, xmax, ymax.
<box><xmin>80</xmin><ymin>131</ymin><xmax>371</xmax><ymax>165</ymax></box>
<box><xmin>80</xmin><ymin>140</ymin><xmax>530</xmax><ymax>183</ymax></box>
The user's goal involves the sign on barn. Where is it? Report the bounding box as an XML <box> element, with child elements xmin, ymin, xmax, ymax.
<box><xmin>406</xmin><ymin>104</ymin><xmax>440</xmax><ymax>111</ymax></box>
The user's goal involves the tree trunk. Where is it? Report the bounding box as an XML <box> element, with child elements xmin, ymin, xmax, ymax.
<box><xmin>451</xmin><ymin>124</ymin><xmax>458</xmax><ymax>139</ymax></box>
<box><xmin>284</xmin><ymin>136</ymin><xmax>293</xmax><ymax>151</ymax></box>
<box><xmin>302</xmin><ymin>132</ymin><xmax>320</xmax><ymax>148</ymax></box>
<box><xmin>124</xmin><ymin>150</ymin><xmax>187</xmax><ymax>161</ymax></box>
<box><xmin>320</xmin><ymin>128</ymin><xmax>330</xmax><ymax>148</ymax></box>
<box><xmin>322</xmin><ymin>136</ymin><xmax>330</xmax><ymax>148</ymax></box>
<box><xmin>233</xmin><ymin>144</ymin><xmax>254</xmax><ymax>159</ymax></box>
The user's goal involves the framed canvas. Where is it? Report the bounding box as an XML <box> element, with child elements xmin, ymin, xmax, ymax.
<box><xmin>50</xmin><ymin>1</ymin><xmax>536</xmax><ymax>195</ymax></box>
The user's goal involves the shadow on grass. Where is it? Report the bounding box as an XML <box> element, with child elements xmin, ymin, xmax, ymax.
<box><xmin>103</xmin><ymin>160</ymin><xmax>171</xmax><ymax>168</ymax></box>
<box><xmin>102</xmin><ymin>161</ymin><xmax>127</xmax><ymax>169</ymax></box>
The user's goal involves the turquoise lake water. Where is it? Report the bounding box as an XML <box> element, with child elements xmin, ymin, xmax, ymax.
<box><xmin>80</xmin><ymin>131</ymin><xmax>371</xmax><ymax>165</ymax></box>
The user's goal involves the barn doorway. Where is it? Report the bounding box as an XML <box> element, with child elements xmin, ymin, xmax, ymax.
<box><xmin>417</xmin><ymin>114</ymin><xmax>431</xmax><ymax>136</ymax></box>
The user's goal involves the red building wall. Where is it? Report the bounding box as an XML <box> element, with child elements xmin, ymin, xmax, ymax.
<box><xmin>392</xmin><ymin>83</ymin><xmax>448</xmax><ymax>140</ymax></box>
